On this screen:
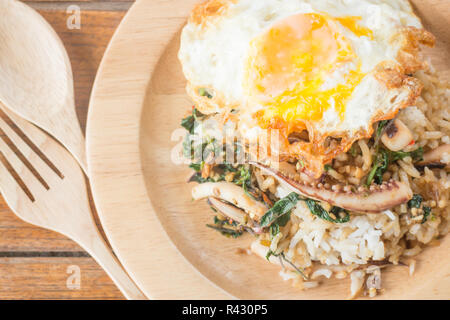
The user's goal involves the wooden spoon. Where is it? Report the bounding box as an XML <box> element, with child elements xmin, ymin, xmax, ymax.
<box><xmin>0</xmin><ymin>0</ymin><xmax>87</xmax><ymax>173</ymax></box>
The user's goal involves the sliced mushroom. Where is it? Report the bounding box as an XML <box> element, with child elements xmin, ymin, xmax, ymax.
<box><xmin>416</xmin><ymin>144</ymin><xmax>450</xmax><ymax>169</ymax></box>
<box><xmin>381</xmin><ymin>119</ymin><xmax>414</xmax><ymax>151</ymax></box>
<box><xmin>208</xmin><ymin>197</ymin><xmax>264</xmax><ymax>234</ymax></box>
<box><xmin>207</xmin><ymin>197</ymin><xmax>247</xmax><ymax>225</ymax></box>
<box><xmin>192</xmin><ymin>182</ymin><xmax>267</xmax><ymax>220</ymax></box>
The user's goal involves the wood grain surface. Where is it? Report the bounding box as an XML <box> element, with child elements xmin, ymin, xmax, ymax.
<box><xmin>0</xmin><ymin>0</ymin><xmax>133</xmax><ymax>300</ymax></box>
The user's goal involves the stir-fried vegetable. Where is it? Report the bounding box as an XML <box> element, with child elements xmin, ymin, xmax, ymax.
<box><xmin>408</xmin><ymin>194</ymin><xmax>424</xmax><ymax>209</ymax></box>
<box><xmin>305</xmin><ymin>199</ymin><xmax>351</xmax><ymax>223</ymax></box>
<box><xmin>366</xmin><ymin>147</ymin><xmax>424</xmax><ymax>185</ymax></box>
<box><xmin>260</xmin><ymin>193</ymin><xmax>300</xmax><ymax>228</ymax></box>
<box><xmin>206</xmin><ymin>216</ymin><xmax>243</xmax><ymax>238</ymax></box>
<box><xmin>181</xmin><ymin>107</ymin><xmax>205</xmax><ymax>134</ymax></box>
<box><xmin>367</xmin><ymin>119</ymin><xmax>424</xmax><ymax>185</ymax></box>
<box><xmin>261</xmin><ymin>193</ymin><xmax>351</xmax><ymax>238</ymax></box>
<box><xmin>407</xmin><ymin>194</ymin><xmax>433</xmax><ymax>224</ymax></box>
<box><xmin>265</xmin><ymin>250</ymin><xmax>308</xmax><ymax>280</ymax></box>
<box><xmin>198</xmin><ymin>88</ymin><xmax>213</xmax><ymax>99</ymax></box>
<box><xmin>422</xmin><ymin>207</ymin><xmax>432</xmax><ymax>224</ymax></box>
<box><xmin>389</xmin><ymin>147</ymin><xmax>424</xmax><ymax>162</ymax></box>
<box><xmin>366</xmin><ymin>149</ymin><xmax>389</xmax><ymax>185</ymax></box>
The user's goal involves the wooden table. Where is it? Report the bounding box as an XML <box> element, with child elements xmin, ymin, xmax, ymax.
<box><xmin>0</xmin><ymin>0</ymin><xmax>135</xmax><ymax>299</ymax></box>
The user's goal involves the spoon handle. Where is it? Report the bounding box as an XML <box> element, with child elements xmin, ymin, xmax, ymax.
<box><xmin>72</xmin><ymin>209</ymin><xmax>147</xmax><ymax>300</ymax></box>
<box><xmin>43</xmin><ymin>107</ymin><xmax>89</xmax><ymax>175</ymax></box>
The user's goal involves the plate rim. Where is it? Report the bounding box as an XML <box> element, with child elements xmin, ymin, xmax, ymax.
<box><xmin>86</xmin><ymin>0</ymin><xmax>450</xmax><ymax>300</ymax></box>
<box><xmin>86</xmin><ymin>0</ymin><xmax>232</xmax><ymax>299</ymax></box>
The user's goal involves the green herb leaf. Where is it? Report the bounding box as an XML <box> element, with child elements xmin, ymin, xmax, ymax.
<box><xmin>298</xmin><ymin>160</ymin><xmax>305</xmax><ymax>169</ymax></box>
<box><xmin>408</xmin><ymin>194</ymin><xmax>423</xmax><ymax>209</ymax></box>
<box><xmin>349</xmin><ymin>143</ymin><xmax>358</xmax><ymax>157</ymax></box>
<box><xmin>269</xmin><ymin>212</ymin><xmax>292</xmax><ymax>238</ymax></box>
<box><xmin>188</xmin><ymin>173</ymin><xmax>214</xmax><ymax>184</ymax></box>
<box><xmin>189</xmin><ymin>162</ymin><xmax>203</xmax><ymax>172</ymax></box>
<box><xmin>305</xmin><ymin>199</ymin><xmax>350</xmax><ymax>223</ymax></box>
<box><xmin>269</xmin><ymin>224</ymin><xmax>280</xmax><ymax>238</ymax></box>
<box><xmin>367</xmin><ymin>147</ymin><xmax>424</xmax><ymax>186</ymax></box>
<box><xmin>181</xmin><ymin>108</ymin><xmax>205</xmax><ymax>134</ymax></box>
<box><xmin>376</xmin><ymin>120</ymin><xmax>390</xmax><ymax>139</ymax></box>
<box><xmin>207</xmin><ymin>216</ymin><xmax>242</xmax><ymax>238</ymax></box>
<box><xmin>366</xmin><ymin>149</ymin><xmax>389</xmax><ymax>185</ymax></box>
<box><xmin>198</xmin><ymin>88</ymin><xmax>213</xmax><ymax>99</ymax></box>
<box><xmin>265</xmin><ymin>250</ymin><xmax>308</xmax><ymax>280</ymax></box>
<box><xmin>206</xmin><ymin>224</ymin><xmax>243</xmax><ymax>238</ymax></box>
<box><xmin>324</xmin><ymin>164</ymin><xmax>332</xmax><ymax>172</ymax></box>
<box><xmin>265</xmin><ymin>249</ymin><xmax>274</xmax><ymax>261</ymax></box>
<box><xmin>275</xmin><ymin>211</ymin><xmax>292</xmax><ymax>227</ymax></box>
<box><xmin>181</xmin><ymin>115</ymin><xmax>195</xmax><ymax>133</ymax></box>
<box><xmin>260</xmin><ymin>193</ymin><xmax>300</xmax><ymax>227</ymax></box>
<box><xmin>421</xmin><ymin>207</ymin><xmax>432</xmax><ymax>224</ymax></box>
<box><xmin>389</xmin><ymin>147</ymin><xmax>424</xmax><ymax>162</ymax></box>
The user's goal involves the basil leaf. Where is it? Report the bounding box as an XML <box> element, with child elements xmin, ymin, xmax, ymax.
<box><xmin>181</xmin><ymin>108</ymin><xmax>205</xmax><ymax>134</ymax></box>
<box><xmin>349</xmin><ymin>143</ymin><xmax>358</xmax><ymax>157</ymax></box>
<box><xmin>189</xmin><ymin>162</ymin><xmax>202</xmax><ymax>172</ymax></box>
<box><xmin>376</xmin><ymin>120</ymin><xmax>390</xmax><ymax>139</ymax></box>
<box><xmin>389</xmin><ymin>147</ymin><xmax>424</xmax><ymax>162</ymax></box>
<box><xmin>198</xmin><ymin>88</ymin><xmax>213</xmax><ymax>99</ymax></box>
<box><xmin>181</xmin><ymin>115</ymin><xmax>195</xmax><ymax>133</ymax></box>
<box><xmin>366</xmin><ymin>149</ymin><xmax>389</xmax><ymax>185</ymax></box>
<box><xmin>269</xmin><ymin>224</ymin><xmax>280</xmax><ymax>238</ymax></box>
<box><xmin>265</xmin><ymin>250</ymin><xmax>308</xmax><ymax>280</ymax></box>
<box><xmin>207</xmin><ymin>216</ymin><xmax>242</xmax><ymax>238</ymax></box>
<box><xmin>206</xmin><ymin>224</ymin><xmax>243</xmax><ymax>238</ymax></box>
<box><xmin>421</xmin><ymin>207</ymin><xmax>432</xmax><ymax>224</ymax></box>
<box><xmin>269</xmin><ymin>212</ymin><xmax>292</xmax><ymax>238</ymax></box>
<box><xmin>305</xmin><ymin>199</ymin><xmax>350</xmax><ymax>223</ymax></box>
<box><xmin>408</xmin><ymin>194</ymin><xmax>423</xmax><ymax>209</ymax></box>
<box><xmin>265</xmin><ymin>249</ymin><xmax>275</xmax><ymax>261</ymax></box>
<box><xmin>260</xmin><ymin>193</ymin><xmax>300</xmax><ymax>227</ymax></box>
<box><xmin>188</xmin><ymin>173</ymin><xmax>214</xmax><ymax>184</ymax></box>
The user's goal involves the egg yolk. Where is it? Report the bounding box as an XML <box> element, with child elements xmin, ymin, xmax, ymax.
<box><xmin>245</xmin><ymin>13</ymin><xmax>370</xmax><ymax>133</ymax></box>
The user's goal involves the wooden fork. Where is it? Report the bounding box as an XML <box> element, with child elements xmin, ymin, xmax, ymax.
<box><xmin>0</xmin><ymin>104</ymin><xmax>146</xmax><ymax>299</ymax></box>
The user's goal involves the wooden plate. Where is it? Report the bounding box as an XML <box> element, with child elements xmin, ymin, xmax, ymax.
<box><xmin>87</xmin><ymin>0</ymin><xmax>450</xmax><ymax>299</ymax></box>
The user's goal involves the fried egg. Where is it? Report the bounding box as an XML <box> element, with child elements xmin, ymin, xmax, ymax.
<box><xmin>178</xmin><ymin>0</ymin><xmax>435</xmax><ymax>176</ymax></box>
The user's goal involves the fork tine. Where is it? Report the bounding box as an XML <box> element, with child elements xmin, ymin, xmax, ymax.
<box><xmin>0</xmin><ymin>122</ymin><xmax>48</xmax><ymax>199</ymax></box>
<box><xmin>0</xmin><ymin>107</ymin><xmax>64</xmax><ymax>179</ymax></box>
<box><xmin>0</xmin><ymin>115</ymin><xmax>50</xmax><ymax>189</ymax></box>
<box><xmin>0</xmin><ymin>148</ymin><xmax>35</xmax><ymax>203</ymax></box>
<box><xmin>0</xmin><ymin>105</ymin><xmax>65</xmax><ymax>187</ymax></box>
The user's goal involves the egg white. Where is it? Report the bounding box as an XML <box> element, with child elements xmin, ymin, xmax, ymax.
<box><xmin>179</xmin><ymin>0</ymin><xmax>424</xmax><ymax>142</ymax></box>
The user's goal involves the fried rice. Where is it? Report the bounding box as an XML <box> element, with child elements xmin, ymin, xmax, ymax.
<box><xmin>181</xmin><ymin>67</ymin><xmax>449</xmax><ymax>298</ymax></box>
